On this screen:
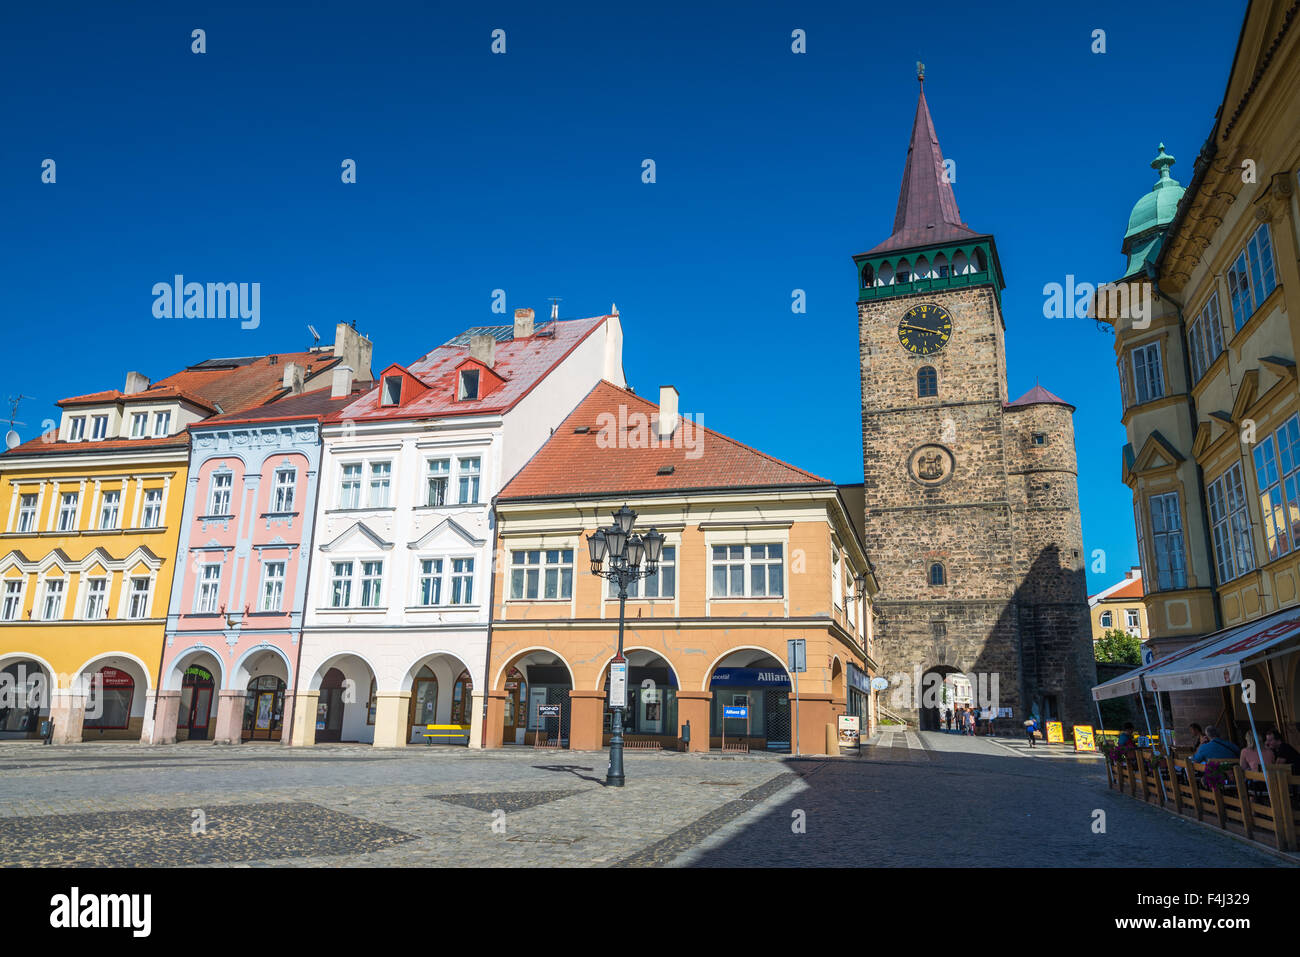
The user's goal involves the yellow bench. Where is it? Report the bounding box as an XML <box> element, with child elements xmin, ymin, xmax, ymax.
<box><xmin>420</xmin><ymin>724</ymin><xmax>471</xmax><ymax>745</ymax></box>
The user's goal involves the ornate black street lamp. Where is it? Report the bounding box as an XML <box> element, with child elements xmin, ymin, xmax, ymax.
<box><xmin>587</xmin><ymin>505</ymin><xmax>664</xmax><ymax>787</ymax></box>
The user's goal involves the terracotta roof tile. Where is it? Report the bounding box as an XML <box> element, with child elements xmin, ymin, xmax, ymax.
<box><xmin>499</xmin><ymin>381</ymin><xmax>829</xmax><ymax>500</ymax></box>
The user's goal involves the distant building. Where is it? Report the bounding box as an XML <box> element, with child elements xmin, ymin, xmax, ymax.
<box><xmin>1088</xmin><ymin>567</ymin><xmax>1148</xmax><ymax>643</ymax></box>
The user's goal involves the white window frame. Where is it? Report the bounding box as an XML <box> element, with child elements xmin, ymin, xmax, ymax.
<box><xmin>41</xmin><ymin>578</ymin><xmax>66</xmax><ymax>620</ymax></box>
<box><xmin>57</xmin><ymin>492</ymin><xmax>79</xmax><ymax>532</ymax></box>
<box><xmin>91</xmin><ymin>415</ymin><xmax>108</xmax><ymax>440</ymax></box>
<box><xmin>127</xmin><ymin>577</ymin><xmax>151</xmax><ymax>619</ymax></box>
<box><xmin>260</xmin><ymin>561</ymin><xmax>286</xmax><ymax>612</ymax></box>
<box><xmin>1148</xmin><ymin>491</ymin><xmax>1187</xmax><ymax>591</ymax></box>
<box><xmin>153</xmin><ymin>411</ymin><xmax>171</xmax><ymax>437</ymax></box>
<box><xmin>330</xmin><ymin>561</ymin><xmax>354</xmax><ymax>607</ymax></box>
<box><xmin>98</xmin><ymin>489</ymin><xmax>121</xmax><ymax>530</ymax></box>
<box><xmin>69</xmin><ymin>416</ymin><xmax>86</xmax><ymax>441</ymax></box>
<box><xmin>510</xmin><ymin>549</ymin><xmax>572</xmax><ymax>600</ymax></box>
<box><xmin>359</xmin><ymin>559</ymin><xmax>384</xmax><ymax>607</ymax></box>
<box><xmin>1131</xmin><ymin>341</ymin><xmax>1164</xmax><ymax>405</ymax></box>
<box><xmin>425</xmin><ymin>458</ymin><xmax>450</xmax><ymax>507</ymax></box>
<box><xmin>1125</xmin><ymin>608</ymin><xmax>1141</xmax><ymax>629</ymax></box>
<box><xmin>710</xmin><ymin>543</ymin><xmax>785</xmax><ymax>598</ymax></box>
<box><xmin>207</xmin><ymin>471</ymin><xmax>233</xmax><ymax>516</ymax></box>
<box><xmin>1207</xmin><ymin>462</ymin><xmax>1256</xmax><ymax>584</ymax></box>
<box><xmin>130</xmin><ymin>412</ymin><xmax>148</xmax><ymax>439</ymax></box>
<box><xmin>1252</xmin><ymin>414</ymin><xmax>1300</xmax><ymax>563</ymax></box>
<box><xmin>195</xmin><ymin>563</ymin><xmax>222</xmax><ymax>614</ymax></box>
<box><xmin>1187</xmin><ymin>291</ymin><xmax>1224</xmax><ymax>383</ymax></box>
<box><xmin>1226</xmin><ymin>223</ymin><xmax>1278</xmax><ymax>332</ymax></box>
<box><xmin>367</xmin><ymin>462</ymin><xmax>392</xmax><ymax>508</ymax></box>
<box><xmin>271</xmin><ymin>469</ymin><xmax>296</xmax><ymax>513</ymax></box>
<box><xmin>1099</xmin><ymin>610</ymin><xmax>1113</xmax><ymax>629</ymax></box>
<box><xmin>83</xmin><ymin>577</ymin><xmax>108</xmax><ymax>620</ymax></box>
<box><xmin>16</xmin><ymin>493</ymin><xmax>37</xmax><ymax>533</ymax></box>
<box><xmin>338</xmin><ymin>462</ymin><xmax>363</xmax><ymax>509</ymax></box>
<box><xmin>457</xmin><ymin>457</ymin><xmax>481</xmax><ymax>505</ymax></box>
<box><xmin>449</xmin><ymin>557</ymin><xmax>475</xmax><ymax>605</ymax></box>
<box><xmin>2</xmin><ymin>580</ymin><xmax>25</xmax><ymax>621</ymax></box>
<box><xmin>141</xmin><ymin>488</ymin><xmax>163</xmax><ymax>528</ymax></box>
<box><xmin>416</xmin><ymin>558</ymin><xmax>444</xmax><ymax>606</ymax></box>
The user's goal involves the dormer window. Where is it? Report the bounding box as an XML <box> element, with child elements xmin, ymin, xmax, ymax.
<box><xmin>382</xmin><ymin>375</ymin><xmax>403</xmax><ymax>407</ymax></box>
<box><xmin>69</xmin><ymin>416</ymin><xmax>86</xmax><ymax>441</ymax></box>
<box><xmin>91</xmin><ymin>415</ymin><xmax>108</xmax><ymax>440</ymax></box>
<box><xmin>130</xmin><ymin>413</ymin><xmax>148</xmax><ymax>439</ymax></box>
<box><xmin>153</xmin><ymin>411</ymin><xmax>171</xmax><ymax>437</ymax></box>
<box><xmin>458</xmin><ymin>369</ymin><xmax>480</xmax><ymax>400</ymax></box>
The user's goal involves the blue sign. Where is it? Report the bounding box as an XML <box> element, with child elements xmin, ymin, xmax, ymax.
<box><xmin>723</xmin><ymin>706</ymin><xmax>749</xmax><ymax>719</ymax></box>
<box><xmin>847</xmin><ymin>662</ymin><xmax>872</xmax><ymax>694</ymax></box>
<box><xmin>710</xmin><ymin>668</ymin><xmax>790</xmax><ymax>688</ymax></box>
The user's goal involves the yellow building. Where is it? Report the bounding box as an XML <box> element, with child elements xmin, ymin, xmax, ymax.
<box><xmin>1087</xmin><ymin>567</ymin><xmax>1148</xmax><ymax>642</ymax></box>
<box><xmin>486</xmin><ymin>382</ymin><xmax>878</xmax><ymax>754</ymax></box>
<box><xmin>0</xmin><ymin>328</ymin><xmax>369</xmax><ymax>742</ymax></box>
<box><xmin>1096</xmin><ymin>1</ymin><xmax>1300</xmax><ymax>742</ymax></box>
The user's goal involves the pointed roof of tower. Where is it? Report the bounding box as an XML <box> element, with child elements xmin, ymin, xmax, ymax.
<box><xmin>863</xmin><ymin>76</ymin><xmax>983</xmax><ymax>256</ymax></box>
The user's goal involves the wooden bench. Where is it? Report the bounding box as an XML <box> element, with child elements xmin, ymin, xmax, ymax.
<box><xmin>420</xmin><ymin>724</ymin><xmax>471</xmax><ymax>745</ymax></box>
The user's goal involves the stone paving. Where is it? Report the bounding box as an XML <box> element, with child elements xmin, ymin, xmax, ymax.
<box><xmin>0</xmin><ymin>735</ymin><xmax>1289</xmax><ymax>867</ymax></box>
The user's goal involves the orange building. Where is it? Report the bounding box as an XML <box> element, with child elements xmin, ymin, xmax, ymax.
<box><xmin>486</xmin><ymin>381</ymin><xmax>877</xmax><ymax>754</ymax></box>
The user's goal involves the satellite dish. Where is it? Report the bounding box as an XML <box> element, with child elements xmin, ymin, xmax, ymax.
<box><xmin>5</xmin><ymin>430</ymin><xmax>20</xmax><ymax>450</ymax></box>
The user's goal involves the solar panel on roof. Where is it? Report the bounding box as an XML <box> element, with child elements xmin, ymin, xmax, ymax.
<box><xmin>187</xmin><ymin>357</ymin><xmax>261</xmax><ymax>370</ymax></box>
<box><xmin>443</xmin><ymin>321</ymin><xmax>557</xmax><ymax>346</ymax></box>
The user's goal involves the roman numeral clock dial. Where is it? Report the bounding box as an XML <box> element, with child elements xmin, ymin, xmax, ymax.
<box><xmin>897</xmin><ymin>303</ymin><xmax>953</xmax><ymax>356</ymax></box>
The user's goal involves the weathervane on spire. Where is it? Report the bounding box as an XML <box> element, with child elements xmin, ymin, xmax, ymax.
<box><xmin>917</xmin><ymin>60</ymin><xmax>925</xmax><ymax>85</ymax></box>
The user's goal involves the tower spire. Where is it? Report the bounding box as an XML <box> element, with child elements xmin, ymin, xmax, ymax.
<box><xmin>862</xmin><ymin>76</ymin><xmax>982</xmax><ymax>256</ymax></box>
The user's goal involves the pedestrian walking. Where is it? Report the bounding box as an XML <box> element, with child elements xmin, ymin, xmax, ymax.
<box><xmin>965</xmin><ymin>706</ymin><xmax>975</xmax><ymax>736</ymax></box>
<box><xmin>1024</xmin><ymin>716</ymin><xmax>1038</xmax><ymax>748</ymax></box>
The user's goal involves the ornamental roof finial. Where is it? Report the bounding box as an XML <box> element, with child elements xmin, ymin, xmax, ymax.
<box><xmin>917</xmin><ymin>60</ymin><xmax>925</xmax><ymax>85</ymax></box>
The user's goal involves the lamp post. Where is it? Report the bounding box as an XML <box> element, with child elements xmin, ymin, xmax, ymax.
<box><xmin>587</xmin><ymin>505</ymin><xmax>664</xmax><ymax>787</ymax></box>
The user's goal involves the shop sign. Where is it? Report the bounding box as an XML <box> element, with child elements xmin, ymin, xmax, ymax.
<box><xmin>710</xmin><ymin>668</ymin><xmax>790</xmax><ymax>688</ymax></box>
<box><xmin>98</xmin><ymin>667</ymin><xmax>134</xmax><ymax>688</ymax></box>
<box><xmin>538</xmin><ymin>704</ymin><xmax>561</xmax><ymax>718</ymax></box>
<box><xmin>1073</xmin><ymin>725</ymin><xmax>1096</xmax><ymax>752</ymax></box>
<box><xmin>847</xmin><ymin>663</ymin><xmax>872</xmax><ymax>694</ymax></box>
<box><xmin>723</xmin><ymin>706</ymin><xmax>748</xmax><ymax>718</ymax></box>
<box><xmin>1046</xmin><ymin>720</ymin><xmax>1064</xmax><ymax>744</ymax></box>
<box><xmin>608</xmin><ymin>657</ymin><xmax>628</xmax><ymax>709</ymax></box>
<box><xmin>838</xmin><ymin>714</ymin><xmax>860</xmax><ymax>746</ymax></box>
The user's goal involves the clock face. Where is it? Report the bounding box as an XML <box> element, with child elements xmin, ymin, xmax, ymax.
<box><xmin>897</xmin><ymin>303</ymin><xmax>953</xmax><ymax>356</ymax></box>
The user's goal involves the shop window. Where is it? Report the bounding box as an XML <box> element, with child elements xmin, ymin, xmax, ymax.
<box><xmin>84</xmin><ymin>667</ymin><xmax>134</xmax><ymax>729</ymax></box>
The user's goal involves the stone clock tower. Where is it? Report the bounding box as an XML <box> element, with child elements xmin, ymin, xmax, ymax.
<box><xmin>856</xmin><ymin>72</ymin><xmax>1097</xmax><ymax>730</ymax></box>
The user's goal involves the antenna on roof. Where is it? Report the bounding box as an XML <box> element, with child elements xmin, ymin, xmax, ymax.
<box><xmin>308</xmin><ymin>324</ymin><xmax>320</xmax><ymax>347</ymax></box>
<box><xmin>548</xmin><ymin>298</ymin><xmax>561</xmax><ymax>322</ymax></box>
<box><xmin>6</xmin><ymin>394</ymin><xmax>31</xmax><ymax>449</ymax></box>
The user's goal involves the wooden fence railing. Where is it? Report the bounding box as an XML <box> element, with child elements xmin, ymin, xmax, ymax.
<box><xmin>1106</xmin><ymin>747</ymin><xmax>1298</xmax><ymax>852</ymax></box>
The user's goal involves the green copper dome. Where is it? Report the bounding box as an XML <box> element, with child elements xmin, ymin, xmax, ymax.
<box><xmin>1122</xmin><ymin>144</ymin><xmax>1183</xmax><ymax>278</ymax></box>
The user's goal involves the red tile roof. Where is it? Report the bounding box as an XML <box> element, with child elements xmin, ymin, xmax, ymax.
<box><xmin>330</xmin><ymin>316</ymin><xmax>609</xmax><ymax>423</ymax></box>
<box><xmin>1105</xmin><ymin>578</ymin><xmax>1145</xmax><ymax>600</ymax></box>
<box><xmin>198</xmin><ymin>385</ymin><xmax>368</xmax><ymax>426</ymax></box>
<box><xmin>498</xmin><ymin>381</ymin><xmax>829</xmax><ymax>501</ymax></box>
<box><xmin>861</xmin><ymin>85</ymin><xmax>984</xmax><ymax>257</ymax></box>
<box><xmin>1006</xmin><ymin>384</ymin><xmax>1073</xmax><ymax>409</ymax></box>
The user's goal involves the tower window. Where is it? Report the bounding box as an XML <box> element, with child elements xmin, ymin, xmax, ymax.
<box><xmin>896</xmin><ymin>260</ymin><xmax>910</xmax><ymax>284</ymax></box>
<box><xmin>861</xmin><ymin>264</ymin><xmax>874</xmax><ymax>288</ymax></box>
<box><xmin>1032</xmin><ymin>432</ymin><xmax>1046</xmax><ymax>446</ymax></box>
<box><xmin>918</xmin><ymin>366</ymin><xmax>938</xmax><ymax>398</ymax></box>
<box><xmin>928</xmin><ymin>563</ymin><xmax>946</xmax><ymax>586</ymax></box>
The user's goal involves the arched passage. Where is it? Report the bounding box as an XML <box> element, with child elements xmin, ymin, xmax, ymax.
<box><xmin>169</xmin><ymin>649</ymin><xmax>223</xmax><ymax>742</ymax></box>
<box><xmin>0</xmin><ymin>656</ymin><xmax>53</xmax><ymax>739</ymax></box>
<box><xmin>309</xmin><ymin>654</ymin><xmax>378</xmax><ymax>744</ymax></box>
<box><xmin>495</xmin><ymin>649</ymin><xmax>574</xmax><ymax>747</ymax></box>
<box><xmin>597</xmin><ymin>649</ymin><xmax>680</xmax><ymax>745</ymax></box>
<box><xmin>706</xmin><ymin>649</ymin><xmax>793</xmax><ymax>752</ymax></box>
<box><xmin>401</xmin><ymin>652</ymin><xmax>476</xmax><ymax>745</ymax></box>
<box><xmin>920</xmin><ymin>664</ymin><xmax>970</xmax><ymax>732</ymax></box>
<box><xmin>235</xmin><ymin>647</ymin><xmax>292</xmax><ymax>742</ymax></box>
<box><xmin>75</xmin><ymin>652</ymin><xmax>151</xmax><ymax>742</ymax></box>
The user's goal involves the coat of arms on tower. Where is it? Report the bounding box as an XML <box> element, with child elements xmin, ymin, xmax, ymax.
<box><xmin>908</xmin><ymin>444</ymin><xmax>954</xmax><ymax>485</ymax></box>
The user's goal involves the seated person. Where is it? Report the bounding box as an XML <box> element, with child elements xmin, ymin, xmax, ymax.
<box><xmin>1263</xmin><ymin>729</ymin><xmax>1300</xmax><ymax>774</ymax></box>
<box><xmin>1189</xmin><ymin>723</ymin><xmax>1209</xmax><ymax>747</ymax></box>
<box><xmin>1117</xmin><ymin>723</ymin><xmax>1136</xmax><ymax>748</ymax></box>
<box><xmin>1239</xmin><ymin>734</ymin><xmax>1274</xmax><ymax>772</ymax></box>
<box><xmin>1191</xmin><ymin>725</ymin><xmax>1242</xmax><ymax>763</ymax></box>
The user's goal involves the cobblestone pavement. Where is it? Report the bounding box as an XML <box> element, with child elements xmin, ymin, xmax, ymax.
<box><xmin>0</xmin><ymin>738</ymin><xmax>1288</xmax><ymax>867</ymax></box>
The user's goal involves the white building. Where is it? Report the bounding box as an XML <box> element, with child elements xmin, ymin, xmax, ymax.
<box><xmin>290</xmin><ymin>307</ymin><xmax>625</xmax><ymax>747</ymax></box>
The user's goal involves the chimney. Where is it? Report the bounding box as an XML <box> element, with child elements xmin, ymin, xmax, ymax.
<box><xmin>332</xmin><ymin>322</ymin><xmax>375</xmax><ymax>383</ymax></box>
<box><xmin>514</xmin><ymin>308</ymin><xmax>535</xmax><ymax>339</ymax></box>
<box><xmin>282</xmin><ymin>362</ymin><xmax>304</xmax><ymax>395</ymax></box>
<box><xmin>658</xmin><ymin>385</ymin><xmax>679</xmax><ymax>439</ymax></box>
<box><xmin>331</xmin><ymin>365</ymin><xmax>355</xmax><ymax>399</ymax></box>
<box><xmin>124</xmin><ymin>372</ymin><xmax>151</xmax><ymax>395</ymax></box>
<box><xmin>469</xmin><ymin>334</ymin><xmax>496</xmax><ymax>369</ymax></box>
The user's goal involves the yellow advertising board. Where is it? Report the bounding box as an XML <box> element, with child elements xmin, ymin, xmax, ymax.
<box><xmin>1073</xmin><ymin>725</ymin><xmax>1096</xmax><ymax>752</ymax></box>
<box><xmin>1046</xmin><ymin>720</ymin><xmax>1064</xmax><ymax>744</ymax></box>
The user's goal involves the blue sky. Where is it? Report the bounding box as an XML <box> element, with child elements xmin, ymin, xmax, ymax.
<box><xmin>2</xmin><ymin>0</ymin><xmax>1244</xmax><ymax>592</ymax></box>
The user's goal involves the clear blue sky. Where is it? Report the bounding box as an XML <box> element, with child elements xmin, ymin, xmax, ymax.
<box><xmin>1</xmin><ymin>0</ymin><xmax>1245</xmax><ymax>592</ymax></box>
